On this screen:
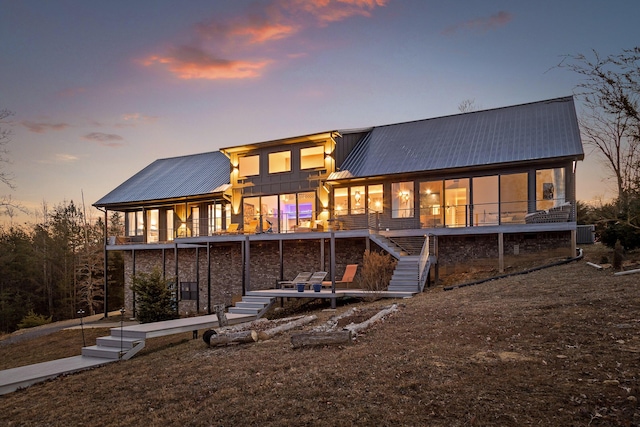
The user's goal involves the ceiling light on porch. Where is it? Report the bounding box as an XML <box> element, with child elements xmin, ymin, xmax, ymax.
<box><xmin>354</xmin><ymin>190</ymin><xmax>361</xmax><ymax>206</ymax></box>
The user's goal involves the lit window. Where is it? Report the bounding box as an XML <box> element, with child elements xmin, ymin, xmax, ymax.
<box><xmin>350</xmin><ymin>186</ymin><xmax>365</xmax><ymax>215</ymax></box>
<box><xmin>300</xmin><ymin>146</ymin><xmax>325</xmax><ymax>170</ymax></box>
<box><xmin>167</xmin><ymin>210</ymin><xmax>174</xmax><ymax>241</ymax></box>
<box><xmin>269</xmin><ymin>151</ymin><xmax>291</xmax><ymax>173</ymax></box>
<box><xmin>334</xmin><ymin>188</ymin><xmax>348</xmax><ymax>216</ymax></box>
<box><xmin>147</xmin><ymin>209</ymin><xmax>159</xmax><ymax>242</ymax></box>
<box><xmin>392</xmin><ymin>182</ymin><xmax>414</xmax><ymax>218</ymax></box>
<box><xmin>368</xmin><ymin>184</ymin><xmax>383</xmax><ymax>213</ymax></box>
<box><xmin>238</xmin><ymin>155</ymin><xmax>259</xmax><ymax>177</ymax></box>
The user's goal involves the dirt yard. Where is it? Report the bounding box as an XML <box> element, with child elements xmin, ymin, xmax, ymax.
<box><xmin>1</xmin><ymin>244</ymin><xmax>639</xmax><ymax>426</ymax></box>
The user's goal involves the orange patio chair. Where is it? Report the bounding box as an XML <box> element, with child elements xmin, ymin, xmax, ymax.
<box><xmin>322</xmin><ymin>264</ymin><xmax>358</xmax><ymax>288</ymax></box>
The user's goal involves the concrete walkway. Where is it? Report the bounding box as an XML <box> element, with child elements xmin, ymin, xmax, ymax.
<box><xmin>0</xmin><ymin>312</ymin><xmax>254</xmax><ymax>396</ymax></box>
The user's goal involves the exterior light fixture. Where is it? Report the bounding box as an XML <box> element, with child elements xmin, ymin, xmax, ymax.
<box><xmin>354</xmin><ymin>190</ymin><xmax>361</xmax><ymax>206</ymax></box>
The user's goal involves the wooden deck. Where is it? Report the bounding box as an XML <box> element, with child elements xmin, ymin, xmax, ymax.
<box><xmin>246</xmin><ymin>288</ymin><xmax>415</xmax><ymax>300</ymax></box>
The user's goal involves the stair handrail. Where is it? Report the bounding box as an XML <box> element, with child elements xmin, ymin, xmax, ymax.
<box><xmin>418</xmin><ymin>235</ymin><xmax>431</xmax><ymax>292</ymax></box>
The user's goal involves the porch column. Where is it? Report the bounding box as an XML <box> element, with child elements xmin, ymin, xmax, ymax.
<box><xmin>132</xmin><ymin>249</ymin><xmax>136</xmax><ymax>318</ymax></box>
<box><xmin>320</xmin><ymin>238</ymin><xmax>325</xmax><ymax>271</ymax></box>
<box><xmin>279</xmin><ymin>239</ymin><xmax>284</xmax><ymax>281</ymax></box>
<box><xmin>571</xmin><ymin>229</ymin><xmax>577</xmax><ymax>257</ymax></box>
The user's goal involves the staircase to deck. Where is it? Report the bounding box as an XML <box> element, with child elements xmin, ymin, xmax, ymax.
<box><xmin>228</xmin><ymin>296</ymin><xmax>275</xmax><ymax>318</ymax></box>
<box><xmin>370</xmin><ymin>234</ymin><xmax>436</xmax><ymax>294</ymax></box>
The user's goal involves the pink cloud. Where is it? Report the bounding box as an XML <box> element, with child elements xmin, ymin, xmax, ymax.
<box><xmin>21</xmin><ymin>121</ymin><xmax>71</xmax><ymax>133</ymax></box>
<box><xmin>143</xmin><ymin>46</ymin><xmax>271</xmax><ymax>80</ymax></box>
<box><xmin>142</xmin><ymin>0</ymin><xmax>387</xmax><ymax>80</ymax></box>
<box><xmin>442</xmin><ymin>11</ymin><xmax>513</xmax><ymax>35</ymax></box>
<box><xmin>83</xmin><ymin>132</ymin><xmax>125</xmax><ymax>147</ymax></box>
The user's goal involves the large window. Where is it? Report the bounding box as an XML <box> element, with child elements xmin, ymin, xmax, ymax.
<box><xmin>444</xmin><ymin>179</ymin><xmax>469</xmax><ymax>227</ymax></box>
<box><xmin>127</xmin><ymin>211</ymin><xmax>144</xmax><ymax>236</ymax></box>
<box><xmin>300</xmin><ymin>146</ymin><xmax>325</xmax><ymax>170</ymax></box>
<box><xmin>146</xmin><ymin>209</ymin><xmax>159</xmax><ymax>242</ymax></box>
<box><xmin>238</xmin><ymin>155</ymin><xmax>259</xmax><ymax>177</ymax></box>
<box><xmin>208</xmin><ymin>203</ymin><xmax>224</xmax><ymax>234</ymax></box>
<box><xmin>368</xmin><ymin>184</ymin><xmax>383</xmax><ymax>213</ymax></box>
<box><xmin>166</xmin><ymin>209</ymin><xmax>174</xmax><ymax>241</ymax></box>
<box><xmin>190</xmin><ymin>207</ymin><xmax>199</xmax><ymax>237</ymax></box>
<box><xmin>269</xmin><ymin>151</ymin><xmax>291</xmax><ymax>174</ymax></box>
<box><xmin>500</xmin><ymin>173</ymin><xmax>527</xmax><ymax>223</ymax></box>
<box><xmin>334</xmin><ymin>188</ymin><xmax>348</xmax><ymax>216</ymax></box>
<box><xmin>472</xmin><ymin>176</ymin><xmax>498</xmax><ymax>226</ymax></box>
<box><xmin>420</xmin><ymin>181</ymin><xmax>443</xmax><ymax>227</ymax></box>
<box><xmin>536</xmin><ymin>167</ymin><xmax>565</xmax><ymax>210</ymax></box>
<box><xmin>392</xmin><ymin>182</ymin><xmax>414</xmax><ymax>218</ymax></box>
<box><xmin>350</xmin><ymin>186</ymin><xmax>365</xmax><ymax>215</ymax></box>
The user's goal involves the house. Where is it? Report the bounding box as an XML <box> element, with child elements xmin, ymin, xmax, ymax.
<box><xmin>94</xmin><ymin>96</ymin><xmax>584</xmax><ymax>316</ymax></box>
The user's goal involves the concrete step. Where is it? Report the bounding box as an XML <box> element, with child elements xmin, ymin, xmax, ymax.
<box><xmin>81</xmin><ymin>345</ymin><xmax>123</xmax><ymax>360</ymax></box>
<box><xmin>228</xmin><ymin>307</ymin><xmax>261</xmax><ymax>315</ymax></box>
<box><xmin>234</xmin><ymin>301</ymin><xmax>270</xmax><ymax>309</ymax></box>
<box><xmin>96</xmin><ymin>335</ymin><xmax>143</xmax><ymax>350</ymax></box>
<box><xmin>241</xmin><ymin>296</ymin><xmax>275</xmax><ymax>303</ymax></box>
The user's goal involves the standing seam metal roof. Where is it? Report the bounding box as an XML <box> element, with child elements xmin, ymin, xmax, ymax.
<box><xmin>94</xmin><ymin>151</ymin><xmax>230</xmax><ymax>206</ymax></box>
<box><xmin>333</xmin><ymin>96</ymin><xmax>583</xmax><ymax>179</ymax></box>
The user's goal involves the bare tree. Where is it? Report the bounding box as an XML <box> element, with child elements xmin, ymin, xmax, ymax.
<box><xmin>458</xmin><ymin>99</ymin><xmax>481</xmax><ymax>113</ymax></box>
<box><xmin>0</xmin><ymin>109</ymin><xmax>14</xmax><ymax>190</ymax></box>
<box><xmin>559</xmin><ymin>48</ymin><xmax>640</xmax><ymax>214</ymax></box>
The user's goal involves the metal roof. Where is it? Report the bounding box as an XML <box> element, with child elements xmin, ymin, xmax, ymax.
<box><xmin>94</xmin><ymin>151</ymin><xmax>230</xmax><ymax>207</ymax></box>
<box><xmin>330</xmin><ymin>96</ymin><xmax>584</xmax><ymax>180</ymax></box>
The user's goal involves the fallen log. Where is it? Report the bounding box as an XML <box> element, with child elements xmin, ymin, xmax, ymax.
<box><xmin>291</xmin><ymin>330</ymin><xmax>352</xmax><ymax>348</ymax></box>
<box><xmin>614</xmin><ymin>268</ymin><xmax>640</xmax><ymax>276</ymax></box>
<box><xmin>343</xmin><ymin>304</ymin><xmax>398</xmax><ymax>335</ymax></box>
<box><xmin>312</xmin><ymin>307</ymin><xmax>360</xmax><ymax>333</ymax></box>
<box><xmin>257</xmin><ymin>315</ymin><xmax>317</xmax><ymax>341</ymax></box>
<box><xmin>205</xmin><ymin>329</ymin><xmax>258</xmax><ymax>346</ymax></box>
<box><xmin>216</xmin><ymin>317</ymin><xmax>269</xmax><ymax>334</ymax></box>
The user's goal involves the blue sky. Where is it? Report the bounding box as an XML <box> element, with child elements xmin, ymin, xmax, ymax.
<box><xmin>1</xmin><ymin>0</ymin><xmax>638</xmax><ymax>224</ymax></box>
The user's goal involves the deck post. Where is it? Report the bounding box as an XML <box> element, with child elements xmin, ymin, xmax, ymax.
<box><xmin>330</xmin><ymin>230</ymin><xmax>336</xmax><ymax>309</ymax></box>
<box><xmin>174</xmin><ymin>243</ymin><xmax>179</xmax><ymax>316</ymax></box>
<box><xmin>196</xmin><ymin>246</ymin><xmax>200</xmax><ymax>313</ymax></box>
<box><xmin>245</xmin><ymin>235</ymin><xmax>250</xmax><ymax>293</ymax></box>
<box><xmin>279</xmin><ymin>239</ymin><xmax>284</xmax><ymax>281</ymax></box>
<box><xmin>320</xmin><ymin>238</ymin><xmax>325</xmax><ymax>271</ymax></box>
<box><xmin>103</xmin><ymin>208</ymin><xmax>108</xmax><ymax>319</ymax></box>
<box><xmin>571</xmin><ymin>228</ymin><xmax>577</xmax><ymax>258</ymax></box>
<box><xmin>207</xmin><ymin>243</ymin><xmax>211</xmax><ymax>314</ymax></box>
<box><xmin>498</xmin><ymin>232</ymin><xmax>504</xmax><ymax>273</ymax></box>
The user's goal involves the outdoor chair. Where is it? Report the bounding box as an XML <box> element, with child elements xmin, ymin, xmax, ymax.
<box><xmin>322</xmin><ymin>264</ymin><xmax>358</xmax><ymax>288</ymax></box>
<box><xmin>242</xmin><ymin>219</ymin><xmax>260</xmax><ymax>234</ymax></box>
<box><xmin>278</xmin><ymin>272</ymin><xmax>313</xmax><ymax>289</ymax></box>
<box><xmin>224</xmin><ymin>223</ymin><xmax>241</xmax><ymax>234</ymax></box>
<box><xmin>305</xmin><ymin>271</ymin><xmax>328</xmax><ymax>289</ymax></box>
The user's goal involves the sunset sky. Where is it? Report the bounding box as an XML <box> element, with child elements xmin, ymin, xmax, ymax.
<box><xmin>1</xmin><ymin>1</ymin><xmax>638</xmax><ymax>224</ymax></box>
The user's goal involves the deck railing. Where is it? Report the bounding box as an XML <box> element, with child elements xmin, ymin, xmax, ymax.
<box><xmin>417</xmin><ymin>235</ymin><xmax>431</xmax><ymax>292</ymax></box>
<box><xmin>108</xmin><ymin>200</ymin><xmax>574</xmax><ymax>245</ymax></box>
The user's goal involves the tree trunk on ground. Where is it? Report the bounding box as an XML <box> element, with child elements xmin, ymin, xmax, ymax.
<box><xmin>291</xmin><ymin>330</ymin><xmax>352</xmax><ymax>348</ymax></box>
<box><xmin>205</xmin><ymin>330</ymin><xmax>258</xmax><ymax>346</ymax></box>
<box><xmin>257</xmin><ymin>315</ymin><xmax>317</xmax><ymax>341</ymax></box>
<box><xmin>343</xmin><ymin>304</ymin><xmax>398</xmax><ymax>335</ymax></box>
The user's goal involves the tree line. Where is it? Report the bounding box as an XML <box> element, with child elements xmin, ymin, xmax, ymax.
<box><xmin>0</xmin><ymin>203</ymin><xmax>124</xmax><ymax>333</ymax></box>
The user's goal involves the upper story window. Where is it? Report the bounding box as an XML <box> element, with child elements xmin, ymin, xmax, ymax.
<box><xmin>269</xmin><ymin>151</ymin><xmax>291</xmax><ymax>174</ymax></box>
<box><xmin>238</xmin><ymin>155</ymin><xmax>259</xmax><ymax>177</ymax></box>
<box><xmin>300</xmin><ymin>146</ymin><xmax>325</xmax><ymax>170</ymax></box>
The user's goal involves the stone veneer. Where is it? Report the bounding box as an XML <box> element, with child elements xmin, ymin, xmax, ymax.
<box><xmin>122</xmin><ymin>238</ymin><xmax>367</xmax><ymax>316</ymax></box>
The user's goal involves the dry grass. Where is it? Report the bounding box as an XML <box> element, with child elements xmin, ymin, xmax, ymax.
<box><xmin>1</xmin><ymin>244</ymin><xmax>640</xmax><ymax>426</ymax></box>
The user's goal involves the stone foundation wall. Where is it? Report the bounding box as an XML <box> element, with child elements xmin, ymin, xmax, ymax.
<box><xmin>437</xmin><ymin>231</ymin><xmax>572</xmax><ymax>276</ymax></box>
<box><xmin>122</xmin><ymin>237</ymin><xmax>367</xmax><ymax>316</ymax></box>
